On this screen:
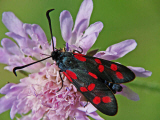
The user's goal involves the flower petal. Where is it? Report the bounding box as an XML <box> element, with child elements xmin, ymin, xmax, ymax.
<box><xmin>6</xmin><ymin>32</ymin><xmax>30</xmax><ymax>48</ymax></box>
<box><xmin>0</xmin><ymin>48</ymin><xmax>10</xmax><ymax>64</ymax></box>
<box><xmin>73</xmin><ymin>0</ymin><xmax>93</xmax><ymax>32</ymax></box>
<box><xmin>78</xmin><ymin>33</ymin><xmax>97</xmax><ymax>53</ymax></box>
<box><xmin>86</xmin><ymin>103</ymin><xmax>97</xmax><ymax>113</ymax></box>
<box><xmin>75</xmin><ymin>111</ymin><xmax>89</xmax><ymax>120</ymax></box>
<box><xmin>95</xmin><ymin>40</ymin><xmax>137</xmax><ymax>60</ymax></box>
<box><xmin>20</xmin><ymin>57</ymin><xmax>45</xmax><ymax>73</ymax></box>
<box><xmin>10</xmin><ymin>101</ymin><xmax>18</xmax><ymax>119</ymax></box>
<box><xmin>107</xmin><ymin>39</ymin><xmax>137</xmax><ymax>59</ymax></box>
<box><xmin>117</xmin><ymin>84</ymin><xmax>139</xmax><ymax>101</ymax></box>
<box><xmin>71</xmin><ymin>19</ymin><xmax>88</xmax><ymax>44</ymax></box>
<box><xmin>2</xmin><ymin>12</ymin><xmax>27</xmax><ymax>37</ymax></box>
<box><xmin>60</xmin><ymin>10</ymin><xmax>73</xmax><ymax>42</ymax></box>
<box><xmin>1</xmin><ymin>38</ymin><xmax>22</xmax><ymax>56</ymax></box>
<box><xmin>24</xmin><ymin>23</ymin><xmax>49</xmax><ymax>49</ymax></box>
<box><xmin>78</xmin><ymin>102</ymin><xmax>103</xmax><ymax>120</ymax></box>
<box><xmin>16</xmin><ymin>114</ymin><xmax>32</xmax><ymax>120</ymax></box>
<box><xmin>0</xmin><ymin>83</ymin><xmax>15</xmax><ymax>94</ymax></box>
<box><xmin>87</xmin><ymin>112</ymin><xmax>104</xmax><ymax>120</ymax></box>
<box><xmin>83</xmin><ymin>22</ymin><xmax>103</xmax><ymax>37</ymax></box>
<box><xmin>32</xmin><ymin>24</ymin><xmax>49</xmax><ymax>49</ymax></box>
<box><xmin>0</xmin><ymin>96</ymin><xmax>16</xmax><ymax>114</ymax></box>
<box><xmin>32</xmin><ymin>107</ymin><xmax>46</xmax><ymax>120</ymax></box>
<box><xmin>23</xmin><ymin>24</ymin><xmax>33</xmax><ymax>38</ymax></box>
<box><xmin>128</xmin><ymin>66</ymin><xmax>152</xmax><ymax>77</ymax></box>
<box><xmin>94</xmin><ymin>51</ymin><xmax>115</xmax><ymax>60</ymax></box>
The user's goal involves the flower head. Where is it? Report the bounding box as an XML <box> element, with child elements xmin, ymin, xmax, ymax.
<box><xmin>0</xmin><ymin>0</ymin><xmax>152</xmax><ymax>120</ymax></box>
<box><xmin>1</xmin><ymin>63</ymin><xmax>102</xmax><ymax>120</ymax></box>
<box><xmin>0</xmin><ymin>0</ymin><xmax>104</xmax><ymax>119</ymax></box>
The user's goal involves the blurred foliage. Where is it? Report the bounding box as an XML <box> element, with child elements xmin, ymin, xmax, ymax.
<box><xmin>0</xmin><ymin>0</ymin><xmax>160</xmax><ymax>120</ymax></box>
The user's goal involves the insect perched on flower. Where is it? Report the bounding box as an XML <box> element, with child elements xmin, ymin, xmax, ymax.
<box><xmin>0</xmin><ymin>0</ymin><xmax>152</xmax><ymax>120</ymax></box>
<box><xmin>13</xmin><ymin>9</ymin><xmax>135</xmax><ymax>116</ymax></box>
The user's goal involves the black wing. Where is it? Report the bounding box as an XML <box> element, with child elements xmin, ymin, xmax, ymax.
<box><xmin>63</xmin><ymin>69</ymin><xmax>117</xmax><ymax>116</ymax></box>
<box><xmin>61</xmin><ymin>52</ymin><xmax>135</xmax><ymax>115</ymax></box>
<box><xmin>76</xmin><ymin>55</ymin><xmax>135</xmax><ymax>84</ymax></box>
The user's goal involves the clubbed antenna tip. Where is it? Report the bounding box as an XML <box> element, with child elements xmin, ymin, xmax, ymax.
<box><xmin>13</xmin><ymin>67</ymin><xmax>17</xmax><ymax>76</ymax></box>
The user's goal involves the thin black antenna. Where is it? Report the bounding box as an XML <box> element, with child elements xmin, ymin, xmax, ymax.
<box><xmin>46</xmin><ymin>9</ymin><xmax>55</xmax><ymax>51</ymax></box>
<box><xmin>13</xmin><ymin>56</ymin><xmax>52</xmax><ymax>76</ymax></box>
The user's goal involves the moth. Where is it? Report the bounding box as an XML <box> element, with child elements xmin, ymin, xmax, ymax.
<box><xmin>13</xmin><ymin>9</ymin><xmax>135</xmax><ymax>116</ymax></box>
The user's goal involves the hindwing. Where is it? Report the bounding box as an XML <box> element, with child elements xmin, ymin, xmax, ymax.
<box><xmin>63</xmin><ymin>69</ymin><xmax>117</xmax><ymax>116</ymax></box>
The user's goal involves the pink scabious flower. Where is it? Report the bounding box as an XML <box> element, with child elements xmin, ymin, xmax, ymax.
<box><xmin>0</xmin><ymin>0</ymin><xmax>152</xmax><ymax>120</ymax></box>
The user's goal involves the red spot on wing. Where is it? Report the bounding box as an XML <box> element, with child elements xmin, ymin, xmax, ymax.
<box><xmin>63</xmin><ymin>72</ymin><xmax>73</xmax><ymax>82</ymax></box>
<box><xmin>88</xmin><ymin>72</ymin><xmax>98</xmax><ymax>79</ymax></box>
<box><xmin>102</xmin><ymin>96</ymin><xmax>111</xmax><ymax>103</ymax></box>
<box><xmin>66</xmin><ymin>70</ymin><xmax>77</xmax><ymax>79</ymax></box>
<box><xmin>95</xmin><ymin>58</ymin><xmax>105</xmax><ymax>72</ymax></box>
<box><xmin>93</xmin><ymin>96</ymin><xmax>101</xmax><ymax>104</ymax></box>
<box><xmin>73</xmin><ymin>53</ymin><xmax>85</xmax><ymax>56</ymax></box>
<box><xmin>110</xmin><ymin>64</ymin><xmax>117</xmax><ymax>71</ymax></box>
<box><xmin>95</xmin><ymin>58</ymin><xmax>102</xmax><ymax>64</ymax></box>
<box><xmin>98</xmin><ymin>65</ymin><xmax>104</xmax><ymax>72</ymax></box>
<box><xmin>116</xmin><ymin>72</ymin><xmax>124</xmax><ymax>79</ymax></box>
<box><xmin>80</xmin><ymin>87</ymin><xmax>88</xmax><ymax>92</ymax></box>
<box><xmin>74</xmin><ymin>54</ymin><xmax>86</xmax><ymax>62</ymax></box>
<box><xmin>87</xmin><ymin>83</ymin><xmax>95</xmax><ymax>91</ymax></box>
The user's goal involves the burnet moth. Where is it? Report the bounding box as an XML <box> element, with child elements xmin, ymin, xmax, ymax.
<box><xmin>13</xmin><ymin>9</ymin><xmax>135</xmax><ymax>116</ymax></box>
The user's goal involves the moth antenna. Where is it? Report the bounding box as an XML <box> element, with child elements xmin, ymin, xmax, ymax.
<box><xmin>46</xmin><ymin>9</ymin><xmax>55</xmax><ymax>51</ymax></box>
<box><xmin>13</xmin><ymin>56</ymin><xmax>52</xmax><ymax>76</ymax></box>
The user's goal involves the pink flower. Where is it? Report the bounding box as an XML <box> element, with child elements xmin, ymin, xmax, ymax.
<box><xmin>0</xmin><ymin>0</ymin><xmax>152</xmax><ymax>120</ymax></box>
<box><xmin>0</xmin><ymin>0</ymin><xmax>104</xmax><ymax>120</ymax></box>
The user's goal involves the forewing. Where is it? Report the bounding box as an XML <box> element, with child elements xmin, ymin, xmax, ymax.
<box><xmin>83</xmin><ymin>56</ymin><xmax>135</xmax><ymax>84</ymax></box>
<box><xmin>63</xmin><ymin>69</ymin><xmax>117</xmax><ymax>116</ymax></box>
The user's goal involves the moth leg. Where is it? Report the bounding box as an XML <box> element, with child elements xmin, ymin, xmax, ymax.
<box><xmin>84</xmin><ymin>100</ymin><xmax>89</xmax><ymax>107</ymax></box>
<box><xmin>56</xmin><ymin>70</ymin><xmax>64</xmax><ymax>92</ymax></box>
<box><xmin>73</xmin><ymin>46</ymin><xmax>83</xmax><ymax>53</ymax></box>
<box><xmin>80</xmin><ymin>100</ymin><xmax>89</xmax><ymax>107</ymax></box>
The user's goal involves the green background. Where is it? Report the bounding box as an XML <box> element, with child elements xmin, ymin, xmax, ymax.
<box><xmin>0</xmin><ymin>0</ymin><xmax>159</xmax><ymax>120</ymax></box>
